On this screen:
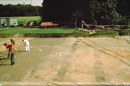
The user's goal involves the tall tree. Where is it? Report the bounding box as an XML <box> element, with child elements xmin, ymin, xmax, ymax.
<box><xmin>41</xmin><ymin>0</ymin><xmax>130</xmax><ymax>26</ymax></box>
<box><xmin>42</xmin><ymin>0</ymin><xmax>90</xmax><ymax>26</ymax></box>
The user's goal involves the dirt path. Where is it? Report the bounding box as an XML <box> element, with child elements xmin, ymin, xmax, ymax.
<box><xmin>0</xmin><ymin>37</ymin><xmax>130</xmax><ymax>85</ymax></box>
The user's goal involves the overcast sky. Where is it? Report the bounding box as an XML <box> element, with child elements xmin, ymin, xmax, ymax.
<box><xmin>0</xmin><ymin>0</ymin><xmax>43</xmax><ymax>6</ymax></box>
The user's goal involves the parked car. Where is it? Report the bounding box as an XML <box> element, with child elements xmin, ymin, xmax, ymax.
<box><xmin>40</xmin><ymin>22</ymin><xmax>59</xmax><ymax>28</ymax></box>
<box><xmin>23</xmin><ymin>21</ymin><xmax>31</xmax><ymax>27</ymax></box>
<box><xmin>29</xmin><ymin>21</ymin><xmax>40</xmax><ymax>27</ymax></box>
<box><xmin>18</xmin><ymin>22</ymin><xmax>24</xmax><ymax>26</ymax></box>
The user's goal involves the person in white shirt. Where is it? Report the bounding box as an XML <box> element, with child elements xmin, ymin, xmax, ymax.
<box><xmin>22</xmin><ymin>39</ymin><xmax>30</xmax><ymax>51</ymax></box>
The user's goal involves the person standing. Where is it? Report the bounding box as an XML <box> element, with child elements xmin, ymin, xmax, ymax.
<box><xmin>4</xmin><ymin>43</ymin><xmax>11</xmax><ymax>59</ymax></box>
<box><xmin>10</xmin><ymin>45</ymin><xmax>17</xmax><ymax>65</ymax></box>
<box><xmin>22</xmin><ymin>39</ymin><xmax>30</xmax><ymax>51</ymax></box>
<box><xmin>10</xmin><ymin>39</ymin><xmax>15</xmax><ymax>47</ymax></box>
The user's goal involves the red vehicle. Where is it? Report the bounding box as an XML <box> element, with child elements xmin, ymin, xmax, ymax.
<box><xmin>23</xmin><ymin>21</ymin><xmax>30</xmax><ymax>27</ymax></box>
<box><xmin>40</xmin><ymin>22</ymin><xmax>59</xmax><ymax>28</ymax></box>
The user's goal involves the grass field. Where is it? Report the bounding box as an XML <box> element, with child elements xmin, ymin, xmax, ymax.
<box><xmin>95</xmin><ymin>30</ymin><xmax>119</xmax><ymax>35</ymax></box>
<box><xmin>0</xmin><ymin>27</ymin><xmax>80</xmax><ymax>34</ymax></box>
<box><xmin>0</xmin><ymin>16</ymin><xmax>41</xmax><ymax>22</ymax></box>
<box><xmin>120</xmin><ymin>29</ymin><xmax>130</xmax><ymax>33</ymax></box>
<box><xmin>0</xmin><ymin>26</ymin><xmax>122</xmax><ymax>38</ymax></box>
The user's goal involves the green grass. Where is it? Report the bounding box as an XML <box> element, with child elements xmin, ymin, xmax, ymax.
<box><xmin>120</xmin><ymin>29</ymin><xmax>130</xmax><ymax>33</ymax></box>
<box><xmin>0</xmin><ymin>16</ymin><xmax>41</xmax><ymax>22</ymax></box>
<box><xmin>95</xmin><ymin>30</ymin><xmax>119</xmax><ymax>35</ymax></box>
<box><xmin>0</xmin><ymin>26</ymin><xmax>121</xmax><ymax>37</ymax></box>
<box><xmin>0</xmin><ymin>27</ymin><xmax>79</xmax><ymax>34</ymax></box>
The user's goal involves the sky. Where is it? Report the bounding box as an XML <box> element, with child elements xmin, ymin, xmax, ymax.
<box><xmin>0</xmin><ymin>0</ymin><xmax>43</xmax><ymax>6</ymax></box>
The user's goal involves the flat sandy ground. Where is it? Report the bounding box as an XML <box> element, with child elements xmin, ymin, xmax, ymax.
<box><xmin>0</xmin><ymin>37</ymin><xmax>130</xmax><ymax>85</ymax></box>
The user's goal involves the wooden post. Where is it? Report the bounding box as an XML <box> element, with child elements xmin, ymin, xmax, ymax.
<box><xmin>81</xmin><ymin>20</ymin><xmax>83</xmax><ymax>29</ymax></box>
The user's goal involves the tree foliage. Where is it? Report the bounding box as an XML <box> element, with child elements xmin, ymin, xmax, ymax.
<box><xmin>90</xmin><ymin>0</ymin><xmax>130</xmax><ymax>25</ymax></box>
<box><xmin>41</xmin><ymin>0</ymin><xmax>90</xmax><ymax>26</ymax></box>
<box><xmin>42</xmin><ymin>0</ymin><xmax>130</xmax><ymax>25</ymax></box>
<box><xmin>0</xmin><ymin>4</ymin><xmax>42</xmax><ymax>17</ymax></box>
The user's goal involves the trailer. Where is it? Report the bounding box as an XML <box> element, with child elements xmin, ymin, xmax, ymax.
<box><xmin>0</xmin><ymin>18</ymin><xmax>18</xmax><ymax>27</ymax></box>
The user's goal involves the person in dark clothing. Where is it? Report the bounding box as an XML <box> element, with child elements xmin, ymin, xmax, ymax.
<box><xmin>10</xmin><ymin>39</ymin><xmax>15</xmax><ymax>47</ymax></box>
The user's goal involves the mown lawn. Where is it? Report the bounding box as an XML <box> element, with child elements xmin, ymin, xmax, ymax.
<box><xmin>95</xmin><ymin>30</ymin><xmax>119</xmax><ymax>35</ymax></box>
<box><xmin>0</xmin><ymin>27</ymin><xmax>79</xmax><ymax>34</ymax></box>
<box><xmin>0</xmin><ymin>26</ymin><xmax>123</xmax><ymax>37</ymax></box>
<box><xmin>0</xmin><ymin>16</ymin><xmax>41</xmax><ymax>22</ymax></box>
<box><xmin>120</xmin><ymin>29</ymin><xmax>130</xmax><ymax>33</ymax></box>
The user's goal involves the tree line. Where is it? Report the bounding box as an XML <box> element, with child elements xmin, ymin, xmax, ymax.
<box><xmin>0</xmin><ymin>4</ymin><xmax>42</xmax><ymax>17</ymax></box>
<box><xmin>41</xmin><ymin>0</ymin><xmax>130</xmax><ymax>26</ymax></box>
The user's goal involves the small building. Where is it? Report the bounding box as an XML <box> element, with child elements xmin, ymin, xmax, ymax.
<box><xmin>0</xmin><ymin>18</ymin><xmax>18</xmax><ymax>27</ymax></box>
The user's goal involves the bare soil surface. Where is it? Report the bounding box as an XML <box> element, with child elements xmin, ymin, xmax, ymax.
<box><xmin>0</xmin><ymin>37</ymin><xmax>130</xmax><ymax>85</ymax></box>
